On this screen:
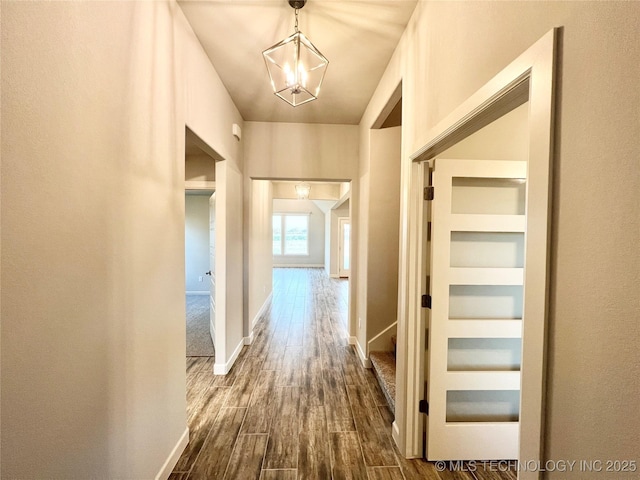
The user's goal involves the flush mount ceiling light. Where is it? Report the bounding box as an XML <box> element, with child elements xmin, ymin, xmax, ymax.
<box><xmin>262</xmin><ymin>0</ymin><xmax>329</xmax><ymax>107</ymax></box>
<box><xmin>295</xmin><ymin>182</ymin><xmax>311</xmax><ymax>199</ymax></box>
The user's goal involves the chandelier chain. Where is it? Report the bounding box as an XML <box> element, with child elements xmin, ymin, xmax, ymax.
<box><xmin>294</xmin><ymin>8</ymin><xmax>299</xmax><ymax>32</ymax></box>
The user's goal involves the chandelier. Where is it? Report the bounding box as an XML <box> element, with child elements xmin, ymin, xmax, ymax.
<box><xmin>262</xmin><ymin>0</ymin><xmax>329</xmax><ymax>107</ymax></box>
<box><xmin>295</xmin><ymin>182</ymin><xmax>311</xmax><ymax>199</ymax></box>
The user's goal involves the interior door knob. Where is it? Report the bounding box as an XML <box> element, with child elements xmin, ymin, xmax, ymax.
<box><xmin>205</xmin><ymin>271</ymin><xmax>212</xmax><ymax>276</ymax></box>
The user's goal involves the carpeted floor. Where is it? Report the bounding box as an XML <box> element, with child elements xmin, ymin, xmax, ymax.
<box><xmin>186</xmin><ymin>295</ymin><xmax>215</xmax><ymax>357</ymax></box>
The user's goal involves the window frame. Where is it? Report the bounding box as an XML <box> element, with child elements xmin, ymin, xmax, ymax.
<box><xmin>273</xmin><ymin>212</ymin><xmax>310</xmax><ymax>257</ymax></box>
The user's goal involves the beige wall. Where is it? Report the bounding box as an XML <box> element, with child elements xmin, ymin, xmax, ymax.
<box><xmin>215</xmin><ymin>160</ymin><xmax>245</xmax><ymax>366</ymax></box>
<box><xmin>243</xmin><ymin>122</ymin><xmax>359</xmax><ymax>181</ymax></box>
<box><xmin>440</xmin><ymin>103</ymin><xmax>529</xmax><ymax>161</ymax></box>
<box><xmin>1</xmin><ymin>1</ymin><xmax>244</xmax><ymax>478</ymax></box>
<box><xmin>185</xmin><ymin>154</ymin><xmax>216</xmax><ymax>182</ymax></box>
<box><xmin>356</xmin><ymin>126</ymin><xmax>402</xmax><ymax>353</ymax></box>
<box><xmin>363</xmin><ymin>0</ymin><xmax>640</xmax><ymax>473</ymax></box>
<box><xmin>272</xmin><ymin>182</ymin><xmax>341</xmax><ymax>200</ymax></box>
<box><xmin>366</xmin><ymin>127</ymin><xmax>402</xmax><ymax>347</ymax></box>
<box><xmin>247</xmin><ymin>180</ymin><xmax>273</xmax><ymax>332</ymax></box>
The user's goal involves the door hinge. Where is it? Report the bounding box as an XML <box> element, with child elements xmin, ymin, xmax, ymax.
<box><xmin>421</xmin><ymin>294</ymin><xmax>432</xmax><ymax>309</ymax></box>
<box><xmin>419</xmin><ymin>399</ymin><xmax>429</xmax><ymax>414</ymax></box>
<box><xmin>423</xmin><ymin>186</ymin><xmax>434</xmax><ymax>201</ymax></box>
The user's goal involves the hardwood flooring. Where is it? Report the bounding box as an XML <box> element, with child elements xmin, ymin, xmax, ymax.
<box><xmin>172</xmin><ymin>268</ymin><xmax>516</xmax><ymax>480</ymax></box>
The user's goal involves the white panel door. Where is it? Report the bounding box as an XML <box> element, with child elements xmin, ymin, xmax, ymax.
<box><xmin>208</xmin><ymin>193</ymin><xmax>216</xmax><ymax>349</ymax></box>
<box><xmin>426</xmin><ymin>159</ymin><xmax>526</xmax><ymax>460</ymax></box>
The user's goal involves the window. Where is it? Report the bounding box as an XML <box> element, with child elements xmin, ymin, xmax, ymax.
<box><xmin>272</xmin><ymin>215</ymin><xmax>282</xmax><ymax>255</ymax></box>
<box><xmin>273</xmin><ymin>214</ymin><xmax>309</xmax><ymax>256</ymax></box>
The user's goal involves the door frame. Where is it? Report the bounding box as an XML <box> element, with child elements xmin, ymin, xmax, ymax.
<box><xmin>397</xmin><ymin>29</ymin><xmax>557</xmax><ymax>478</ymax></box>
<box><xmin>338</xmin><ymin>217</ymin><xmax>351</xmax><ymax>278</ymax></box>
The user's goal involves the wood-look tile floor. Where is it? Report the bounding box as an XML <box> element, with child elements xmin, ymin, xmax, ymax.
<box><xmin>171</xmin><ymin>268</ymin><xmax>516</xmax><ymax>480</ymax></box>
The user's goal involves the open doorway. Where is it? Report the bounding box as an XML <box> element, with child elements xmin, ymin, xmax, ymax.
<box><xmin>185</xmin><ymin>191</ymin><xmax>215</xmax><ymax>357</ymax></box>
<box><xmin>184</xmin><ymin>128</ymin><xmax>216</xmax><ymax>362</ymax></box>
<box><xmin>271</xmin><ymin>179</ymin><xmax>352</xmax><ymax>335</ymax></box>
<box><xmin>247</xmin><ymin>178</ymin><xmax>352</xmax><ymax>337</ymax></box>
<box><xmin>400</xmin><ymin>30</ymin><xmax>557</xmax><ymax>468</ymax></box>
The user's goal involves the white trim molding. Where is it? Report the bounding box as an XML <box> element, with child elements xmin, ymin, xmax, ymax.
<box><xmin>184</xmin><ymin>180</ymin><xmax>216</xmax><ymax>191</ymax></box>
<box><xmin>353</xmin><ymin>338</ymin><xmax>372</xmax><ymax>369</ymax></box>
<box><xmin>213</xmin><ymin>337</ymin><xmax>244</xmax><ymax>375</ymax></box>
<box><xmin>155</xmin><ymin>427</ymin><xmax>189</xmax><ymax>480</ymax></box>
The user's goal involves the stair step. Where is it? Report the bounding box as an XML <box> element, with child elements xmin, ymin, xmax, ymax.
<box><xmin>369</xmin><ymin>351</ymin><xmax>396</xmax><ymax>414</ymax></box>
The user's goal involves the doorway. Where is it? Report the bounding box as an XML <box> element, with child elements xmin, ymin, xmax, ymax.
<box><xmin>185</xmin><ymin>191</ymin><xmax>215</xmax><ymax>357</ymax></box>
<box><xmin>184</xmin><ymin>127</ymin><xmax>218</xmax><ymax>362</ymax></box>
<box><xmin>248</xmin><ymin>178</ymin><xmax>353</xmax><ymax>340</ymax></box>
<box><xmin>399</xmin><ymin>29</ymin><xmax>557</xmax><ymax>472</ymax></box>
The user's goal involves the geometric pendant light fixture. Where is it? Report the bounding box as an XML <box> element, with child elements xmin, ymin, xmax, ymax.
<box><xmin>262</xmin><ymin>0</ymin><xmax>329</xmax><ymax>107</ymax></box>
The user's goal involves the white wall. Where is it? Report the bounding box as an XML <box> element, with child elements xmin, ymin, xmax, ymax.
<box><xmin>362</xmin><ymin>0</ymin><xmax>640</xmax><ymax>472</ymax></box>
<box><xmin>1</xmin><ymin>1</ymin><xmax>244</xmax><ymax>478</ymax></box>
<box><xmin>185</xmin><ymin>195</ymin><xmax>210</xmax><ymax>293</ymax></box>
<box><xmin>273</xmin><ymin>199</ymin><xmax>325</xmax><ymax>267</ymax></box>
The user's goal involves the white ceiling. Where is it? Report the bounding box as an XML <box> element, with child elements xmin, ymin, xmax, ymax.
<box><xmin>178</xmin><ymin>0</ymin><xmax>417</xmax><ymax>125</ymax></box>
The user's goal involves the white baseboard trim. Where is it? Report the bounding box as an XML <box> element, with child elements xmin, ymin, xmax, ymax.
<box><xmin>329</xmin><ymin>273</ymin><xmax>339</xmax><ymax>278</ymax></box>
<box><xmin>252</xmin><ymin>292</ymin><xmax>273</xmax><ymax>330</ymax></box>
<box><xmin>244</xmin><ymin>331</ymin><xmax>254</xmax><ymax>345</ymax></box>
<box><xmin>349</xmin><ymin>336</ymin><xmax>357</xmax><ymax>345</ymax></box>
<box><xmin>213</xmin><ymin>337</ymin><xmax>244</xmax><ymax>375</ymax></box>
<box><xmin>273</xmin><ymin>264</ymin><xmax>324</xmax><ymax>268</ymax></box>
<box><xmin>391</xmin><ymin>421</ymin><xmax>400</xmax><ymax>450</ymax></box>
<box><xmin>353</xmin><ymin>338</ymin><xmax>372</xmax><ymax>368</ymax></box>
<box><xmin>186</xmin><ymin>291</ymin><xmax>209</xmax><ymax>296</ymax></box>
<box><xmin>155</xmin><ymin>427</ymin><xmax>189</xmax><ymax>480</ymax></box>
